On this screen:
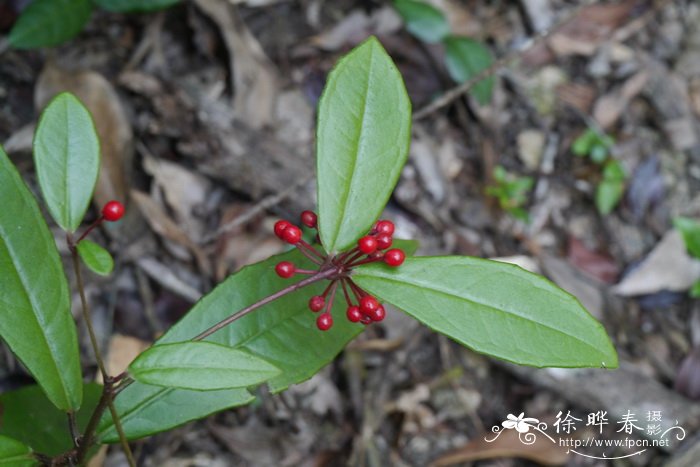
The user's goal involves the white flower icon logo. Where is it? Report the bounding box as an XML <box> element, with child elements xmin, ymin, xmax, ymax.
<box><xmin>502</xmin><ymin>412</ymin><xmax>540</xmax><ymax>433</ymax></box>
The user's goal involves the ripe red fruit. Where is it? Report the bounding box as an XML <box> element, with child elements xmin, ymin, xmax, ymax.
<box><xmin>369</xmin><ymin>305</ymin><xmax>386</xmax><ymax>322</ymax></box>
<box><xmin>375</xmin><ymin>220</ymin><xmax>395</xmax><ymax>236</ymax></box>
<box><xmin>384</xmin><ymin>249</ymin><xmax>405</xmax><ymax>267</ymax></box>
<box><xmin>102</xmin><ymin>201</ymin><xmax>125</xmax><ymax>222</ymax></box>
<box><xmin>309</xmin><ymin>295</ymin><xmax>325</xmax><ymax>312</ymax></box>
<box><xmin>360</xmin><ymin>316</ymin><xmax>372</xmax><ymax>325</ymax></box>
<box><xmin>282</xmin><ymin>225</ymin><xmax>302</xmax><ymax>244</ymax></box>
<box><xmin>359</xmin><ymin>296</ymin><xmax>379</xmax><ymax>314</ymax></box>
<box><xmin>358</xmin><ymin>236</ymin><xmax>378</xmax><ymax>254</ymax></box>
<box><xmin>275</xmin><ymin>261</ymin><xmax>295</xmax><ymax>278</ymax></box>
<box><xmin>300</xmin><ymin>210</ymin><xmax>317</xmax><ymax>228</ymax></box>
<box><xmin>346</xmin><ymin>305</ymin><xmax>362</xmax><ymax>323</ymax></box>
<box><xmin>316</xmin><ymin>313</ymin><xmax>333</xmax><ymax>331</ymax></box>
<box><xmin>274</xmin><ymin>220</ymin><xmax>291</xmax><ymax>239</ymax></box>
<box><xmin>376</xmin><ymin>233</ymin><xmax>392</xmax><ymax>250</ymax></box>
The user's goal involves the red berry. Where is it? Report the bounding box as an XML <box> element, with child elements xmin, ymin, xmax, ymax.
<box><xmin>359</xmin><ymin>296</ymin><xmax>379</xmax><ymax>314</ymax></box>
<box><xmin>275</xmin><ymin>261</ymin><xmax>295</xmax><ymax>278</ymax></box>
<box><xmin>360</xmin><ymin>316</ymin><xmax>372</xmax><ymax>325</ymax></box>
<box><xmin>384</xmin><ymin>249</ymin><xmax>405</xmax><ymax>267</ymax></box>
<box><xmin>375</xmin><ymin>220</ymin><xmax>395</xmax><ymax>236</ymax></box>
<box><xmin>309</xmin><ymin>295</ymin><xmax>325</xmax><ymax>312</ymax></box>
<box><xmin>369</xmin><ymin>305</ymin><xmax>386</xmax><ymax>322</ymax></box>
<box><xmin>346</xmin><ymin>305</ymin><xmax>362</xmax><ymax>323</ymax></box>
<box><xmin>316</xmin><ymin>313</ymin><xmax>333</xmax><ymax>331</ymax></box>
<box><xmin>358</xmin><ymin>236</ymin><xmax>378</xmax><ymax>254</ymax></box>
<box><xmin>300</xmin><ymin>210</ymin><xmax>317</xmax><ymax>228</ymax></box>
<box><xmin>274</xmin><ymin>220</ymin><xmax>291</xmax><ymax>239</ymax></box>
<box><xmin>376</xmin><ymin>234</ymin><xmax>393</xmax><ymax>250</ymax></box>
<box><xmin>102</xmin><ymin>200</ymin><xmax>125</xmax><ymax>222</ymax></box>
<box><xmin>282</xmin><ymin>225</ymin><xmax>302</xmax><ymax>244</ymax></box>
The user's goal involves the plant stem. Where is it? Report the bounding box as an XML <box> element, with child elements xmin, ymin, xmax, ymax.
<box><xmin>75</xmin><ymin>216</ymin><xmax>104</xmax><ymax>244</ymax></box>
<box><xmin>193</xmin><ymin>267</ymin><xmax>339</xmax><ymax>341</ymax></box>
<box><xmin>67</xmin><ymin>412</ymin><xmax>79</xmax><ymax>448</ymax></box>
<box><xmin>70</xmin><ymin>244</ymin><xmax>136</xmax><ymax>467</ymax></box>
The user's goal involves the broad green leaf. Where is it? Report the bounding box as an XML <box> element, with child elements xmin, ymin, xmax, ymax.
<box><xmin>0</xmin><ymin>436</ymin><xmax>35</xmax><ymax>467</ymax></box>
<box><xmin>129</xmin><ymin>342</ymin><xmax>281</xmax><ymax>390</ymax></box>
<box><xmin>0</xmin><ymin>384</ymin><xmax>101</xmax><ymax>456</ymax></box>
<box><xmin>394</xmin><ymin>0</ymin><xmax>450</xmax><ymax>43</ymax></box>
<box><xmin>93</xmin><ymin>0</ymin><xmax>181</xmax><ymax>12</ymax></box>
<box><xmin>76</xmin><ymin>240</ymin><xmax>114</xmax><ymax>276</ymax></box>
<box><xmin>98</xmin><ymin>249</ymin><xmax>364</xmax><ymax>442</ymax></box>
<box><xmin>595</xmin><ymin>160</ymin><xmax>625</xmax><ymax>215</ymax></box>
<box><xmin>353</xmin><ymin>256</ymin><xmax>618</xmax><ymax>368</ymax></box>
<box><xmin>443</xmin><ymin>36</ymin><xmax>494</xmax><ymax>105</ymax></box>
<box><xmin>673</xmin><ymin>217</ymin><xmax>700</xmax><ymax>258</ymax></box>
<box><xmin>0</xmin><ymin>147</ymin><xmax>83</xmax><ymax>411</ymax></box>
<box><xmin>690</xmin><ymin>279</ymin><xmax>700</xmax><ymax>298</ymax></box>
<box><xmin>34</xmin><ymin>93</ymin><xmax>101</xmax><ymax>233</ymax></box>
<box><xmin>8</xmin><ymin>0</ymin><xmax>93</xmax><ymax>49</ymax></box>
<box><xmin>317</xmin><ymin>37</ymin><xmax>412</xmax><ymax>253</ymax></box>
<box><xmin>572</xmin><ymin>130</ymin><xmax>596</xmax><ymax>156</ymax></box>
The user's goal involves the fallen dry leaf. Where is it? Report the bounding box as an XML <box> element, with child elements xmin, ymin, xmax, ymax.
<box><xmin>614</xmin><ymin>230</ymin><xmax>700</xmax><ymax>296</ymax></box>
<box><xmin>309</xmin><ymin>7</ymin><xmax>401</xmax><ymax>51</ymax></box>
<box><xmin>430</xmin><ymin>425</ymin><xmax>568</xmax><ymax>466</ymax></box>
<box><xmin>194</xmin><ymin>0</ymin><xmax>278</xmax><ymax>129</ymax></box>
<box><xmin>97</xmin><ymin>334</ymin><xmax>149</xmax><ymax>384</ymax></box>
<box><xmin>593</xmin><ymin>71</ymin><xmax>648</xmax><ymax>129</ymax></box>
<box><xmin>567</xmin><ymin>236</ymin><xmax>619</xmax><ymax>284</ymax></box>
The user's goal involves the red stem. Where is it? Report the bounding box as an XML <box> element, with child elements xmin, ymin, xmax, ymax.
<box><xmin>324</xmin><ymin>281</ymin><xmax>339</xmax><ymax>314</ymax></box>
<box><xmin>340</xmin><ymin>279</ymin><xmax>353</xmax><ymax>306</ymax></box>
<box><xmin>76</xmin><ymin>216</ymin><xmax>104</xmax><ymax>243</ymax></box>
<box><xmin>298</xmin><ymin>240</ymin><xmax>325</xmax><ymax>259</ymax></box>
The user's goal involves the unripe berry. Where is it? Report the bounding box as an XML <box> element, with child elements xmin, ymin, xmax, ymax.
<box><xmin>346</xmin><ymin>305</ymin><xmax>362</xmax><ymax>323</ymax></box>
<box><xmin>359</xmin><ymin>296</ymin><xmax>379</xmax><ymax>314</ymax></box>
<box><xmin>275</xmin><ymin>261</ymin><xmax>295</xmax><ymax>278</ymax></box>
<box><xmin>384</xmin><ymin>249</ymin><xmax>405</xmax><ymax>267</ymax></box>
<box><xmin>375</xmin><ymin>220</ymin><xmax>395</xmax><ymax>236</ymax></box>
<box><xmin>309</xmin><ymin>295</ymin><xmax>325</xmax><ymax>312</ymax></box>
<box><xmin>376</xmin><ymin>233</ymin><xmax>392</xmax><ymax>250</ymax></box>
<box><xmin>102</xmin><ymin>201</ymin><xmax>125</xmax><ymax>222</ymax></box>
<box><xmin>369</xmin><ymin>305</ymin><xmax>386</xmax><ymax>322</ymax></box>
<box><xmin>316</xmin><ymin>313</ymin><xmax>333</xmax><ymax>331</ymax></box>
<box><xmin>300</xmin><ymin>210</ymin><xmax>317</xmax><ymax>228</ymax></box>
<box><xmin>274</xmin><ymin>220</ymin><xmax>291</xmax><ymax>239</ymax></box>
<box><xmin>358</xmin><ymin>236</ymin><xmax>378</xmax><ymax>254</ymax></box>
<box><xmin>282</xmin><ymin>225</ymin><xmax>302</xmax><ymax>244</ymax></box>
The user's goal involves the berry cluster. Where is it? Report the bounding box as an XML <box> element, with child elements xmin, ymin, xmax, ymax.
<box><xmin>273</xmin><ymin>211</ymin><xmax>405</xmax><ymax>331</ymax></box>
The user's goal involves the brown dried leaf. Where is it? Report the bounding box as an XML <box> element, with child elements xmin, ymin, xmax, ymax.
<box><xmin>567</xmin><ymin>237</ymin><xmax>619</xmax><ymax>284</ymax></box>
<box><xmin>193</xmin><ymin>0</ymin><xmax>278</xmax><ymax>129</ymax></box>
<box><xmin>35</xmin><ymin>63</ymin><xmax>133</xmax><ymax>209</ymax></box>
<box><xmin>309</xmin><ymin>7</ymin><xmax>401</xmax><ymax>51</ymax></box>
<box><xmin>431</xmin><ymin>426</ymin><xmax>568</xmax><ymax>466</ymax></box>
<box><xmin>593</xmin><ymin>71</ymin><xmax>648</xmax><ymax>129</ymax></box>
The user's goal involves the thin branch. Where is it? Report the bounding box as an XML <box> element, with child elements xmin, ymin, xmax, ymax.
<box><xmin>412</xmin><ymin>0</ymin><xmax>598</xmax><ymax>120</ymax></box>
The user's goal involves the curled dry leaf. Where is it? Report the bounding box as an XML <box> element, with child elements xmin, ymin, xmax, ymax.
<box><xmin>193</xmin><ymin>0</ymin><xmax>278</xmax><ymax>129</ymax></box>
<box><xmin>35</xmin><ymin>62</ymin><xmax>133</xmax><ymax>210</ymax></box>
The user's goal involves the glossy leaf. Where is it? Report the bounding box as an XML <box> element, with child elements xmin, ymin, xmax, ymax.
<box><xmin>93</xmin><ymin>0</ymin><xmax>181</xmax><ymax>12</ymax></box>
<box><xmin>98</xmin><ymin>250</ymin><xmax>363</xmax><ymax>442</ymax></box>
<box><xmin>0</xmin><ymin>147</ymin><xmax>83</xmax><ymax>411</ymax></box>
<box><xmin>317</xmin><ymin>37</ymin><xmax>412</xmax><ymax>253</ymax></box>
<box><xmin>34</xmin><ymin>93</ymin><xmax>101</xmax><ymax>233</ymax></box>
<box><xmin>394</xmin><ymin>0</ymin><xmax>450</xmax><ymax>43</ymax></box>
<box><xmin>0</xmin><ymin>436</ymin><xmax>35</xmax><ymax>467</ymax></box>
<box><xmin>9</xmin><ymin>0</ymin><xmax>92</xmax><ymax>49</ymax></box>
<box><xmin>596</xmin><ymin>160</ymin><xmax>625</xmax><ymax>215</ymax></box>
<box><xmin>443</xmin><ymin>36</ymin><xmax>494</xmax><ymax>105</ymax></box>
<box><xmin>353</xmin><ymin>256</ymin><xmax>618</xmax><ymax>368</ymax></box>
<box><xmin>0</xmin><ymin>384</ymin><xmax>101</xmax><ymax>456</ymax></box>
<box><xmin>673</xmin><ymin>217</ymin><xmax>700</xmax><ymax>258</ymax></box>
<box><xmin>76</xmin><ymin>240</ymin><xmax>114</xmax><ymax>276</ymax></box>
<box><xmin>129</xmin><ymin>342</ymin><xmax>281</xmax><ymax>390</ymax></box>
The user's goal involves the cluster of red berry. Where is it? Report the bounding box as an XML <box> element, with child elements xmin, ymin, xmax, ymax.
<box><xmin>273</xmin><ymin>211</ymin><xmax>405</xmax><ymax>331</ymax></box>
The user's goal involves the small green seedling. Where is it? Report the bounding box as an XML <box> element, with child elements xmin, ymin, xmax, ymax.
<box><xmin>0</xmin><ymin>38</ymin><xmax>616</xmax><ymax>466</ymax></box>
<box><xmin>393</xmin><ymin>0</ymin><xmax>494</xmax><ymax>105</ymax></box>
<box><xmin>674</xmin><ymin>217</ymin><xmax>700</xmax><ymax>297</ymax></box>
<box><xmin>485</xmin><ymin>165</ymin><xmax>534</xmax><ymax>222</ymax></box>
<box><xmin>571</xmin><ymin>127</ymin><xmax>626</xmax><ymax>215</ymax></box>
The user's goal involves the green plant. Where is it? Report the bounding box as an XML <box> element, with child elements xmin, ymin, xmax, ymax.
<box><xmin>485</xmin><ymin>165</ymin><xmax>534</xmax><ymax>221</ymax></box>
<box><xmin>571</xmin><ymin>127</ymin><xmax>626</xmax><ymax>215</ymax></box>
<box><xmin>393</xmin><ymin>0</ymin><xmax>495</xmax><ymax>105</ymax></box>
<box><xmin>8</xmin><ymin>0</ymin><xmax>181</xmax><ymax>49</ymax></box>
<box><xmin>674</xmin><ymin>217</ymin><xmax>700</xmax><ymax>297</ymax></box>
<box><xmin>0</xmin><ymin>37</ymin><xmax>617</xmax><ymax>466</ymax></box>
